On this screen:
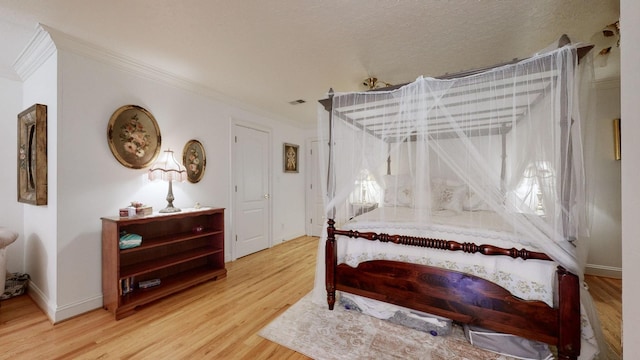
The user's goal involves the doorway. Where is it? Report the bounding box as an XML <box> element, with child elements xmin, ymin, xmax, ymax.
<box><xmin>306</xmin><ymin>139</ymin><xmax>325</xmax><ymax>237</ymax></box>
<box><xmin>232</xmin><ymin>122</ymin><xmax>272</xmax><ymax>258</ymax></box>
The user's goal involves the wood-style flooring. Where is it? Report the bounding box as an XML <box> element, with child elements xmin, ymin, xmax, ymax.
<box><xmin>585</xmin><ymin>273</ymin><xmax>623</xmax><ymax>359</ymax></box>
<box><xmin>0</xmin><ymin>236</ymin><xmax>622</xmax><ymax>359</ymax></box>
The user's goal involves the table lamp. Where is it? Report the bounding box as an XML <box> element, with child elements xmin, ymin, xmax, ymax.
<box><xmin>148</xmin><ymin>149</ymin><xmax>187</xmax><ymax>213</ymax></box>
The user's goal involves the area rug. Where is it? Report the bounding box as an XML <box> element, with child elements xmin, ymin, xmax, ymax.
<box><xmin>259</xmin><ymin>293</ymin><xmax>517</xmax><ymax>360</ymax></box>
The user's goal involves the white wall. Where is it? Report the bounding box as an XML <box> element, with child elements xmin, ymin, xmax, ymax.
<box><xmin>272</xmin><ymin>127</ymin><xmax>308</xmax><ymax>243</ymax></box>
<box><xmin>586</xmin><ymin>79</ymin><xmax>621</xmax><ymax>277</ymax></box>
<box><xmin>21</xmin><ymin>51</ymin><xmax>59</xmax><ymax>317</ymax></box>
<box><xmin>621</xmin><ymin>0</ymin><xmax>639</xmax><ymax>353</ymax></box>
<box><xmin>0</xmin><ymin>77</ymin><xmax>24</xmax><ymax>273</ymax></box>
<box><xmin>10</xmin><ymin>26</ymin><xmax>307</xmax><ymax>321</ymax></box>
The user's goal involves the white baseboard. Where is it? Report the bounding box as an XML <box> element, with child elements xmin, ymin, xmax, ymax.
<box><xmin>27</xmin><ymin>280</ymin><xmax>55</xmax><ymax>322</ymax></box>
<box><xmin>54</xmin><ymin>295</ymin><xmax>103</xmax><ymax>323</ymax></box>
<box><xmin>28</xmin><ymin>280</ymin><xmax>103</xmax><ymax>323</ymax></box>
<box><xmin>585</xmin><ymin>264</ymin><xmax>622</xmax><ymax>279</ymax></box>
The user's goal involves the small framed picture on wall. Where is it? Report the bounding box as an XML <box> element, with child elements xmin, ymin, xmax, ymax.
<box><xmin>283</xmin><ymin>143</ymin><xmax>299</xmax><ymax>173</ymax></box>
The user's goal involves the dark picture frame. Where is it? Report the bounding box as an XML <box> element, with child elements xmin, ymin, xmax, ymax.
<box><xmin>17</xmin><ymin>103</ymin><xmax>48</xmax><ymax>205</ymax></box>
<box><xmin>107</xmin><ymin>105</ymin><xmax>162</xmax><ymax>169</ymax></box>
<box><xmin>283</xmin><ymin>143</ymin><xmax>299</xmax><ymax>173</ymax></box>
<box><xmin>183</xmin><ymin>139</ymin><xmax>206</xmax><ymax>183</ymax></box>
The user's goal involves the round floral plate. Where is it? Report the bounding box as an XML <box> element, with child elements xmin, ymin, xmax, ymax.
<box><xmin>183</xmin><ymin>139</ymin><xmax>206</xmax><ymax>183</ymax></box>
<box><xmin>107</xmin><ymin>105</ymin><xmax>162</xmax><ymax>169</ymax></box>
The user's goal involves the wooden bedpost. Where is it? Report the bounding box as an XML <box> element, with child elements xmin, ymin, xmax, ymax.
<box><xmin>559</xmin><ymin>51</ymin><xmax>573</xmax><ymax>241</ymax></box>
<box><xmin>326</xmin><ymin>219</ymin><xmax>337</xmax><ymax>310</ymax></box>
<box><xmin>323</xmin><ymin>88</ymin><xmax>338</xmax><ymax>310</ymax></box>
<box><xmin>556</xmin><ymin>266</ymin><xmax>581</xmax><ymax>360</ymax></box>
<box><xmin>500</xmin><ymin>125</ymin><xmax>507</xmax><ymax>196</ymax></box>
<box><xmin>387</xmin><ymin>142</ymin><xmax>391</xmax><ymax>175</ymax></box>
<box><xmin>326</xmin><ymin>88</ymin><xmax>336</xmax><ymax>221</ymax></box>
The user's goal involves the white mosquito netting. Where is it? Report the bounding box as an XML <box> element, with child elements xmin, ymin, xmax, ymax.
<box><xmin>316</xmin><ymin>44</ymin><xmax>594</xmax><ymax>276</ymax></box>
<box><xmin>311</xmin><ymin>43</ymin><xmax>605</xmax><ymax>359</ymax></box>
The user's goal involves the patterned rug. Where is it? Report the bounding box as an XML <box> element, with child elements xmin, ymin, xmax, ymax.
<box><xmin>259</xmin><ymin>293</ymin><xmax>516</xmax><ymax>360</ymax></box>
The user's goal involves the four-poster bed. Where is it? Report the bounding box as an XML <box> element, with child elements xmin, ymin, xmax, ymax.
<box><xmin>314</xmin><ymin>41</ymin><xmax>601</xmax><ymax>360</ymax></box>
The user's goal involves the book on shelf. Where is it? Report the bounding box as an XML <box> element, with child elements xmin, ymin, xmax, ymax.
<box><xmin>119</xmin><ymin>232</ymin><xmax>142</xmax><ymax>249</ymax></box>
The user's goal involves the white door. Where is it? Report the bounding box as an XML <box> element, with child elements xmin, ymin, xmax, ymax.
<box><xmin>308</xmin><ymin>140</ymin><xmax>326</xmax><ymax>236</ymax></box>
<box><xmin>233</xmin><ymin>124</ymin><xmax>271</xmax><ymax>258</ymax></box>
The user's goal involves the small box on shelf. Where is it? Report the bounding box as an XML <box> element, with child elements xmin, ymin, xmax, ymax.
<box><xmin>119</xmin><ymin>203</ymin><xmax>153</xmax><ymax>217</ymax></box>
<box><xmin>135</xmin><ymin>206</ymin><xmax>153</xmax><ymax>216</ymax></box>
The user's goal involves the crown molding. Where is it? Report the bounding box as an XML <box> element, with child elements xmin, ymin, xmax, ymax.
<box><xmin>22</xmin><ymin>24</ymin><xmax>299</xmax><ymax>128</ymax></box>
<box><xmin>12</xmin><ymin>24</ymin><xmax>57</xmax><ymax>81</ymax></box>
<box><xmin>0</xmin><ymin>67</ymin><xmax>21</xmax><ymax>81</ymax></box>
<box><xmin>41</xmin><ymin>24</ymin><xmax>201</xmax><ymax>91</ymax></box>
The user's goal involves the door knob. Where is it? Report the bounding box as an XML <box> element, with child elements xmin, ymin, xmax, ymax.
<box><xmin>264</xmin><ymin>194</ymin><xmax>270</xmax><ymax>199</ymax></box>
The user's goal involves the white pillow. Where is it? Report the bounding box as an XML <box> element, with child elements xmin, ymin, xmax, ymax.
<box><xmin>384</xmin><ymin>186</ymin><xmax>413</xmax><ymax>207</ymax></box>
<box><xmin>463</xmin><ymin>191</ymin><xmax>491</xmax><ymax>211</ymax></box>
<box><xmin>383</xmin><ymin>174</ymin><xmax>413</xmax><ymax>207</ymax></box>
<box><xmin>432</xmin><ymin>182</ymin><xmax>466</xmax><ymax>212</ymax></box>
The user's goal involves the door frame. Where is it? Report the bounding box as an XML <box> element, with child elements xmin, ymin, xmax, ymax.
<box><xmin>305</xmin><ymin>136</ymin><xmax>321</xmax><ymax>236</ymax></box>
<box><xmin>230</xmin><ymin>118</ymin><xmax>273</xmax><ymax>261</ymax></box>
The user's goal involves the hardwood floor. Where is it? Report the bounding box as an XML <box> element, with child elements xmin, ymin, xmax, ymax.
<box><xmin>0</xmin><ymin>236</ymin><xmax>318</xmax><ymax>360</ymax></box>
<box><xmin>0</xmin><ymin>236</ymin><xmax>622</xmax><ymax>359</ymax></box>
<box><xmin>585</xmin><ymin>274</ymin><xmax>623</xmax><ymax>359</ymax></box>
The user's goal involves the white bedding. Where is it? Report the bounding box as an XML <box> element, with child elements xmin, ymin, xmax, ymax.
<box><xmin>338</xmin><ymin>207</ymin><xmax>555</xmax><ymax>306</ymax></box>
<box><xmin>347</xmin><ymin>207</ymin><xmax>543</xmax><ymax>250</ymax></box>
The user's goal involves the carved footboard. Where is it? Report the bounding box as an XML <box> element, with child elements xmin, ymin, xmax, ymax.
<box><xmin>325</xmin><ymin>219</ymin><xmax>581</xmax><ymax>360</ymax></box>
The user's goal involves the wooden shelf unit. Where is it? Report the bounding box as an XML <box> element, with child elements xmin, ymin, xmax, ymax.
<box><xmin>101</xmin><ymin>207</ymin><xmax>226</xmax><ymax>319</ymax></box>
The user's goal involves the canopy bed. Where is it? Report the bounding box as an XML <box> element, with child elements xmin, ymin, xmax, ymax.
<box><xmin>312</xmin><ymin>40</ymin><xmax>603</xmax><ymax>360</ymax></box>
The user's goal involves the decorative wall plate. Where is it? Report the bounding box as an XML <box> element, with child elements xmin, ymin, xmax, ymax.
<box><xmin>107</xmin><ymin>105</ymin><xmax>161</xmax><ymax>169</ymax></box>
<box><xmin>183</xmin><ymin>139</ymin><xmax>206</xmax><ymax>183</ymax></box>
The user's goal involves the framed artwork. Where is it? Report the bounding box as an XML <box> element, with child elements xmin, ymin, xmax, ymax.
<box><xmin>183</xmin><ymin>139</ymin><xmax>206</xmax><ymax>183</ymax></box>
<box><xmin>107</xmin><ymin>105</ymin><xmax>162</xmax><ymax>169</ymax></box>
<box><xmin>17</xmin><ymin>103</ymin><xmax>48</xmax><ymax>205</ymax></box>
<box><xmin>283</xmin><ymin>143</ymin><xmax>299</xmax><ymax>173</ymax></box>
<box><xmin>613</xmin><ymin>118</ymin><xmax>621</xmax><ymax>160</ymax></box>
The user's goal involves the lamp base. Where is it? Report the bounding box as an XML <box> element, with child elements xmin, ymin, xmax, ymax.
<box><xmin>159</xmin><ymin>205</ymin><xmax>181</xmax><ymax>213</ymax></box>
<box><xmin>159</xmin><ymin>180</ymin><xmax>181</xmax><ymax>213</ymax></box>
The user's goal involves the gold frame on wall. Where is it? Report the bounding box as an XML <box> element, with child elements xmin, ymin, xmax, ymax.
<box><xmin>17</xmin><ymin>104</ymin><xmax>48</xmax><ymax>205</ymax></box>
<box><xmin>283</xmin><ymin>143</ymin><xmax>299</xmax><ymax>173</ymax></box>
<box><xmin>613</xmin><ymin>118</ymin><xmax>621</xmax><ymax>160</ymax></box>
<box><xmin>107</xmin><ymin>105</ymin><xmax>162</xmax><ymax>169</ymax></box>
<box><xmin>183</xmin><ymin>139</ymin><xmax>206</xmax><ymax>183</ymax></box>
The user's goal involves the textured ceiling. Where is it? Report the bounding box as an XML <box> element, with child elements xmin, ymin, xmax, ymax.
<box><xmin>0</xmin><ymin>1</ymin><xmax>620</xmax><ymax>128</ymax></box>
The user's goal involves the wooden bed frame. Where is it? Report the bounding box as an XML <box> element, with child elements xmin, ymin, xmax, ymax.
<box><xmin>324</xmin><ymin>219</ymin><xmax>581</xmax><ymax>360</ymax></box>
<box><xmin>321</xmin><ymin>41</ymin><xmax>593</xmax><ymax>360</ymax></box>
